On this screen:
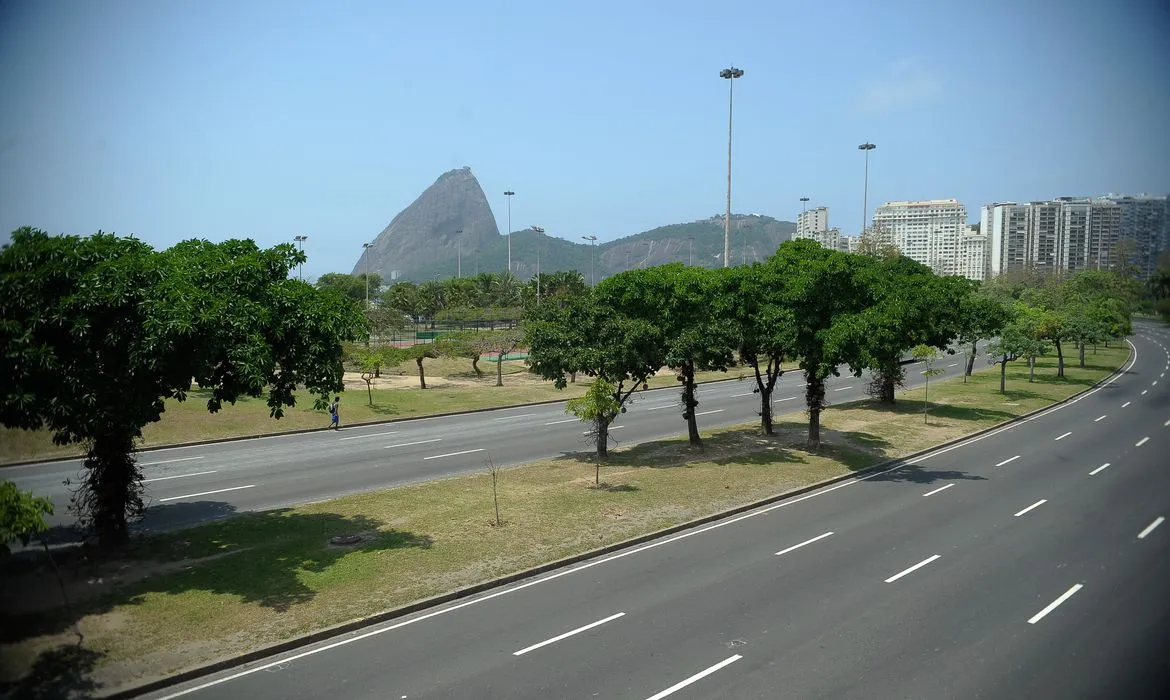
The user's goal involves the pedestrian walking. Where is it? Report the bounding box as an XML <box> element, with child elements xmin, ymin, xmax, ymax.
<box><xmin>329</xmin><ymin>396</ymin><xmax>340</xmax><ymax>430</ymax></box>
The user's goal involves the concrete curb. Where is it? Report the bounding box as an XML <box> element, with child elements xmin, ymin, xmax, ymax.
<box><xmin>3</xmin><ymin>376</ymin><xmax>744</xmax><ymax>469</ymax></box>
<box><xmin>103</xmin><ymin>345</ymin><xmax>1133</xmax><ymax>699</ymax></box>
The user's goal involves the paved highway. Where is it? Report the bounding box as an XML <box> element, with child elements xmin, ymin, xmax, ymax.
<box><xmin>139</xmin><ymin>321</ymin><xmax>1170</xmax><ymax>699</ymax></box>
<box><xmin>9</xmin><ymin>349</ymin><xmax>978</xmax><ymax>536</ymax></box>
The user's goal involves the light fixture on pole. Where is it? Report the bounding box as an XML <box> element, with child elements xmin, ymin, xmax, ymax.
<box><xmin>582</xmin><ymin>234</ymin><xmax>597</xmax><ymax>286</ymax></box>
<box><xmin>858</xmin><ymin>142</ymin><xmax>876</xmax><ymax>237</ymax></box>
<box><xmin>531</xmin><ymin>226</ymin><xmax>545</xmax><ymax>305</ymax></box>
<box><xmin>688</xmin><ymin>236</ymin><xmax>694</xmax><ymax>266</ymax></box>
<box><xmin>503</xmin><ymin>190</ymin><xmax>515</xmax><ymax>273</ymax></box>
<box><xmin>293</xmin><ymin>235</ymin><xmax>308</xmax><ymax>280</ymax></box>
<box><xmin>720</xmin><ymin>65</ymin><xmax>744</xmax><ymax>269</ymax></box>
<box><xmin>362</xmin><ymin>242</ymin><xmax>373</xmax><ymax>308</ymax></box>
<box><xmin>800</xmin><ymin>196</ymin><xmax>809</xmax><ymax>212</ymax></box>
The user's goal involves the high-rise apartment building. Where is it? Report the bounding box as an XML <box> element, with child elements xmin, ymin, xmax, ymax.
<box><xmin>983</xmin><ymin>196</ymin><xmax>1154</xmax><ymax>278</ymax></box>
<box><xmin>871</xmin><ymin>199</ymin><xmax>968</xmax><ymax>276</ymax></box>
<box><xmin>795</xmin><ymin>207</ymin><xmax>829</xmax><ymax>239</ymax></box>
<box><xmin>958</xmin><ymin>225</ymin><xmax>990</xmax><ymax>281</ymax></box>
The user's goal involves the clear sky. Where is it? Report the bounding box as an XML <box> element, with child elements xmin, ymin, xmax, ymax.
<box><xmin>2</xmin><ymin>0</ymin><xmax>1167</xmax><ymax>279</ymax></box>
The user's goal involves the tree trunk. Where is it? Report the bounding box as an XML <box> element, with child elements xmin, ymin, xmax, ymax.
<box><xmin>1000</xmin><ymin>359</ymin><xmax>1007</xmax><ymax>393</ymax></box>
<box><xmin>77</xmin><ymin>431</ymin><xmax>142</xmax><ymax>547</ymax></box>
<box><xmin>923</xmin><ymin>377</ymin><xmax>929</xmax><ymax>423</ymax></box>
<box><xmin>495</xmin><ymin>350</ymin><xmax>504</xmax><ymax>387</ymax></box>
<box><xmin>472</xmin><ymin>355</ymin><xmax>482</xmax><ymax>376</ymax></box>
<box><xmin>416</xmin><ymin>356</ymin><xmax>427</xmax><ymax>389</ymax></box>
<box><xmin>1054</xmin><ymin>339</ymin><xmax>1065</xmax><ymax>378</ymax></box>
<box><xmin>595</xmin><ymin>416</ymin><xmax>609</xmax><ymax>475</ymax></box>
<box><xmin>1029</xmin><ymin>356</ymin><xmax>1035</xmax><ymax>382</ymax></box>
<box><xmin>752</xmin><ymin>358</ymin><xmax>779</xmax><ymax>436</ymax></box>
<box><xmin>570</xmin><ymin>371</ymin><xmax>577</xmax><ymax>383</ymax></box>
<box><xmin>1078</xmin><ymin>341</ymin><xmax>1086</xmax><ymax>368</ymax></box>
<box><xmin>681</xmin><ymin>360</ymin><xmax>701</xmax><ymax>446</ymax></box>
<box><xmin>366</xmin><ymin>380</ymin><xmax>373</xmax><ymax>405</ymax></box>
<box><xmin>965</xmin><ymin>342</ymin><xmax>977</xmax><ymax>379</ymax></box>
<box><xmin>806</xmin><ymin>374</ymin><xmax>826</xmax><ymax>448</ymax></box>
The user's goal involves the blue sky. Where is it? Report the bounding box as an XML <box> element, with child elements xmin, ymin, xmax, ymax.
<box><xmin>2</xmin><ymin>0</ymin><xmax>1167</xmax><ymax>279</ymax></box>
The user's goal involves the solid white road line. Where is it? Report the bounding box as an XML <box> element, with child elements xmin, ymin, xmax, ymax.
<box><xmin>512</xmin><ymin>612</ymin><xmax>625</xmax><ymax>656</ymax></box>
<box><xmin>695</xmin><ymin>409</ymin><xmax>724</xmax><ymax>416</ymax></box>
<box><xmin>775</xmin><ymin>396</ymin><xmax>799</xmax><ymax>402</ymax></box>
<box><xmin>1094</xmin><ymin>415</ymin><xmax>1107</xmax><ymax>422</ymax></box>
<box><xmin>1136</xmin><ymin>437</ymin><xmax>1150</xmax><ymax>447</ymax></box>
<box><xmin>730</xmin><ymin>392</ymin><xmax>756</xmax><ymax>398</ymax></box>
<box><xmin>645</xmin><ymin>405</ymin><xmax>673</xmax><ymax>411</ymax></box>
<box><xmin>494</xmin><ymin>413</ymin><xmax>536</xmax><ymax>420</ymax></box>
<box><xmin>774</xmin><ymin>532</ymin><xmax>833</xmax><ymax>556</ymax></box>
<box><xmin>384</xmin><ymin>439</ymin><xmax>442</xmax><ymax>449</ymax></box>
<box><xmin>424</xmin><ymin>448</ymin><xmax>484</xmax><ymax>460</ymax></box>
<box><xmin>1137</xmin><ymin>517</ymin><xmax>1164</xmax><ymax>540</ymax></box>
<box><xmin>1055</xmin><ymin>432</ymin><xmax>1072</xmax><ymax>441</ymax></box>
<box><xmin>1028</xmin><ymin>584</ymin><xmax>1083</xmax><ymax>624</ymax></box>
<box><xmin>339</xmin><ymin>430</ymin><xmax>399</xmax><ymax>441</ymax></box>
<box><xmin>947</xmin><ymin>363</ymin><xmax>958</xmax><ymax>367</ymax></box>
<box><xmin>923</xmin><ymin>484</ymin><xmax>954</xmax><ymax>497</ymax></box>
<box><xmin>544</xmin><ymin>418</ymin><xmax>578</xmax><ymax>425</ymax></box>
<box><xmin>996</xmin><ymin>455</ymin><xmax>1021</xmax><ymax>467</ymax></box>
<box><xmin>885</xmin><ymin>555</ymin><xmax>941</xmax><ymax>583</ymax></box>
<box><xmin>832</xmin><ymin>386</ymin><xmax>854</xmax><ymax>392</ymax></box>
<box><xmin>138</xmin><ymin>456</ymin><xmax>206</xmax><ymax>467</ymax></box>
<box><xmin>144</xmin><ymin>470</ymin><xmax>218</xmax><ymax>483</ymax></box>
<box><xmin>1089</xmin><ymin>463</ymin><xmax>1111</xmax><ymax>476</ymax></box>
<box><xmin>582</xmin><ymin>425</ymin><xmax>625</xmax><ymax>434</ymax></box>
<box><xmin>1123</xmin><ymin>401</ymin><xmax>1132</xmax><ymax>408</ymax></box>
<box><xmin>1014</xmin><ymin>500</ymin><xmax>1047</xmax><ymax>517</ymax></box>
<box><xmin>645</xmin><ymin>655</ymin><xmax>742</xmax><ymax>700</ymax></box>
<box><xmin>158</xmin><ymin>485</ymin><xmax>256</xmax><ymax>502</ymax></box>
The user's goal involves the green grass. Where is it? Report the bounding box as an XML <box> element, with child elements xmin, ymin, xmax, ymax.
<box><xmin>0</xmin><ymin>343</ymin><xmax>1128</xmax><ymax>695</ymax></box>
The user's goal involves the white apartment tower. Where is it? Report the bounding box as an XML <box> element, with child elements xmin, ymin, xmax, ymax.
<box><xmin>1105</xmin><ymin>195</ymin><xmax>1168</xmax><ymax>278</ymax></box>
<box><xmin>796</xmin><ymin>207</ymin><xmax>829</xmax><ymax>238</ymax></box>
<box><xmin>870</xmin><ymin>199</ymin><xmax>968</xmax><ymax>276</ymax></box>
<box><xmin>984</xmin><ymin>198</ymin><xmax>1128</xmax><ymax>277</ymax></box>
<box><xmin>958</xmin><ymin>225</ymin><xmax>990</xmax><ymax>281</ymax></box>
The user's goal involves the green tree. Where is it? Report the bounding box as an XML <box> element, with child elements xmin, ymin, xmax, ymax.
<box><xmin>911</xmin><ymin>345</ymin><xmax>944</xmax><ymax>424</ymax></box>
<box><xmin>565</xmin><ymin>378</ymin><xmax>623</xmax><ymax>484</ymax></box>
<box><xmin>986</xmin><ymin>305</ymin><xmax>1046</xmax><ymax>392</ymax></box>
<box><xmin>485</xmin><ymin>327</ymin><xmax>528</xmax><ymax>387</ymax></box>
<box><xmin>771</xmin><ymin>240</ymin><xmax>871</xmax><ymax>448</ymax></box>
<box><xmin>382</xmin><ymin>282</ymin><xmax>426</xmax><ymax>324</ymax></box>
<box><xmin>715</xmin><ymin>264</ymin><xmax>797</xmax><ymax>435</ymax></box>
<box><xmin>605</xmin><ymin>265</ymin><xmax>734</xmax><ymax>446</ymax></box>
<box><xmin>435</xmin><ymin>330</ymin><xmax>492</xmax><ymax>376</ymax></box>
<box><xmin>955</xmin><ymin>284</ymin><xmax>1011</xmax><ymax>380</ymax></box>
<box><xmin>405</xmin><ymin>343</ymin><xmax>440</xmax><ymax>389</ymax></box>
<box><xmin>527</xmin><ymin>290</ymin><xmax>662</xmax><ymax>460</ymax></box>
<box><xmin>316</xmin><ymin>272</ymin><xmax>382</xmax><ymax>305</ymax></box>
<box><xmin>0</xmin><ymin>228</ymin><xmax>365</xmax><ymax>545</ymax></box>
<box><xmin>0</xmin><ymin>480</ymin><xmax>53</xmax><ymax>557</ymax></box>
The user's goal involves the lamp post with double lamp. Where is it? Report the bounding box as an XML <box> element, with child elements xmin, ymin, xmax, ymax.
<box><xmin>503</xmin><ymin>190</ymin><xmax>515</xmax><ymax>273</ymax></box>
<box><xmin>582</xmin><ymin>234</ymin><xmax>597</xmax><ymax>286</ymax></box>
<box><xmin>294</xmin><ymin>235</ymin><xmax>308</xmax><ymax>280</ymax></box>
<box><xmin>858</xmin><ymin>142</ymin><xmax>876</xmax><ymax>237</ymax></box>
<box><xmin>530</xmin><ymin>226</ymin><xmax>545</xmax><ymax>305</ymax></box>
<box><xmin>720</xmin><ymin>65</ymin><xmax>744</xmax><ymax>269</ymax></box>
<box><xmin>362</xmin><ymin>242</ymin><xmax>373</xmax><ymax>308</ymax></box>
<box><xmin>800</xmin><ymin>196</ymin><xmax>809</xmax><ymax>212</ymax></box>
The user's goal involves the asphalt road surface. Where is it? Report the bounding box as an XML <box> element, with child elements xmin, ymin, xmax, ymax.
<box><xmin>132</xmin><ymin>322</ymin><xmax>1170</xmax><ymax>699</ymax></box>
<box><xmin>9</xmin><ymin>347</ymin><xmax>979</xmax><ymax>536</ymax></box>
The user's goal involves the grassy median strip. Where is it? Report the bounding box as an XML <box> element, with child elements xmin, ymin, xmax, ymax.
<box><xmin>0</xmin><ymin>345</ymin><xmax>1128</xmax><ymax>694</ymax></box>
<box><xmin>0</xmin><ymin>359</ymin><xmax>737</xmax><ymax>465</ymax></box>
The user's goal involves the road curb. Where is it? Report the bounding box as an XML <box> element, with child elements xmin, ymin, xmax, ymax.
<box><xmin>104</xmin><ymin>344</ymin><xmax>1134</xmax><ymax>699</ymax></box>
<box><xmin>2</xmin><ymin>377</ymin><xmax>744</xmax><ymax>469</ymax></box>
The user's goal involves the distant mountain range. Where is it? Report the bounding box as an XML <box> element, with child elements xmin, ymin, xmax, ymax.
<box><xmin>353</xmin><ymin>168</ymin><xmax>795</xmax><ymax>282</ymax></box>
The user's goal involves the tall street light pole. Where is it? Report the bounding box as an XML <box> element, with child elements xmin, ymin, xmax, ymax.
<box><xmin>362</xmin><ymin>242</ymin><xmax>373</xmax><ymax>308</ymax></box>
<box><xmin>582</xmin><ymin>234</ymin><xmax>597</xmax><ymax>286</ymax></box>
<box><xmin>858</xmin><ymin>142</ymin><xmax>876</xmax><ymax>237</ymax></box>
<box><xmin>688</xmin><ymin>236</ymin><xmax>694</xmax><ymax>266</ymax></box>
<box><xmin>503</xmin><ymin>190</ymin><xmax>515</xmax><ymax>274</ymax></box>
<box><xmin>531</xmin><ymin>226</ymin><xmax>545</xmax><ymax>305</ymax></box>
<box><xmin>294</xmin><ymin>235</ymin><xmax>308</xmax><ymax>280</ymax></box>
<box><xmin>720</xmin><ymin>66</ymin><xmax>744</xmax><ymax>269</ymax></box>
<box><xmin>800</xmin><ymin>196</ymin><xmax>809</xmax><ymax>212</ymax></box>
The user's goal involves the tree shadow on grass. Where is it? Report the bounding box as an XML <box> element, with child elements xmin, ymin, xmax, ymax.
<box><xmin>3</xmin><ymin>507</ymin><xmax>432</xmax><ymax>656</ymax></box>
<box><xmin>0</xmin><ymin>643</ymin><xmax>101</xmax><ymax>699</ymax></box>
<box><xmin>365</xmin><ymin>403</ymin><xmax>402</xmax><ymax>416</ymax></box>
<box><xmin>590</xmin><ymin>483</ymin><xmax>640</xmax><ymax>493</ymax></box>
